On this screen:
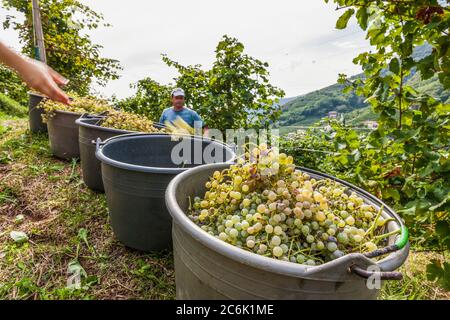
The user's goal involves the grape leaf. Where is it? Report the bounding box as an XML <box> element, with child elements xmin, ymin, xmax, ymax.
<box><xmin>336</xmin><ymin>9</ymin><xmax>355</xmax><ymax>29</ymax></box>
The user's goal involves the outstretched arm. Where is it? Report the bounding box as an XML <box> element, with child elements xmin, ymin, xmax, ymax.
<box><xmin>0</xmin><ymin>41</ymin><xmax>70</xmax><ymax>104</ymax></box>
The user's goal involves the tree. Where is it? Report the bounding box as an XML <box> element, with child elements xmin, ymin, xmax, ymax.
<box><xmin>120</xmin><ymin>35</ymin><xmax>285</xmax><ymax>131</ymax></box>
<box><xmin>0</xmin><ymin>65</ymin><xmax>28</xmax><ymax>105</ymax></box>
<box><xmin>325</xmin><ymin>0</ymin><xmax>449</xmax><ymax>288</ymax></box>
<box><xmin>164</xmin><ymin>35</ymin><xmax>285</xmax><ymax>131</ymax></box>
<box><xmin>2</xmin><ymin>0</ymin><xmax>122</xmax><ymax>97</ymax></box>
<box><xmin>116</xmin><ymin>78</ymin><xmax>172</xmax><ymax>122</ymax></box>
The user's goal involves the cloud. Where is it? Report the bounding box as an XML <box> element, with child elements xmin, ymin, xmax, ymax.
<box><xmin>0</xmin><ymin>0</ymin><xmax>371</xmax><ymax>98</ymax></box>
<box><xmin>332</xmin><ymin>40</ymin><xmax>360</xmax><ymax>49</ymax></box>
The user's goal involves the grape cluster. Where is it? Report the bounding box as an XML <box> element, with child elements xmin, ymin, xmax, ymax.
<box><xmin>100</xmin><ymin>110</ymin><xmax>166</xmax><ymax>133</ymax></box>
<box><xmin>188</xmin><ymin>144</ymin><xmax>394</xmax><ymax>266</ymax></box>
<box><xmin>39</xmin><ymin>95</ymin><xmax>112</xmax><ymax>122</ymax></box>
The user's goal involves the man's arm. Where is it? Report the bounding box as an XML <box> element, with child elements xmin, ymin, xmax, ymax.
<box><xmin>0</xmin><ymin>41</ymin><xmax>69</xmax><ymax>104</ymax></box>
<box><xmin>191</xmin><ymin>110</ymin><xmax>208</xmax><ymax>136</ymax></box>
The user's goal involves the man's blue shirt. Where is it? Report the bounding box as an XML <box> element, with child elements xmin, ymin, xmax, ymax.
<box><xmin>159</xmin><ymin>107</ymin><xmax>204</xmax><ymax>128</ymax></box>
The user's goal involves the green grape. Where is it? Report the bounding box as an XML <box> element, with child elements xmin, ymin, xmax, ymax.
<box><xmin>265</xmin><ymin>224</ymin><xmax>274</xmax><ymax>234</ymax></box>
<box><xmin>272</xmin><ymin>246</ymin><xmax>283</xmax><ymax>257</ymax></box>
<box><xmin>316</xmin><ymin>241</ymin><xmax>325</xmax><ymax>250</ymax></box>
<box><xmin>345</xmin><ymin>216</ymin><xmax>355</xmax><ymax>226</ymax></box>
<box><xmin>296</xmin><ymin>254</ymin><xmax>306</xmax><ymax>264</ymax></box>
<box><xmin>271</xmin><ymin>235</ymin><xmax>282</xmax><ymax>246</ymax></box>
<box><xmin>229</xmin><ymin>229</ymin><xmax>239</xmax><ymax>238</ymax></box>
<box><xmin>306</xmin><ymin>259</ymin><xmax>316</xmax><ymax>266</ymax></box>
<box><xmin>327</xmin><ymin>242</ymin><xmax>338</xmax><ymax>252</ymax></box>
<box><xmin>301</xmin><ymin>225</ymin><xmax>310</xmax><ymax>235</ymax></box>
<box><xmin>219</xmin><ymin>232</ymin><xmax>228</xmax><ymax>241</ymax></box>
<box><xmin>337</xmin><ymin>232</ymin><xmax>349</xmax><ymax>244</ymax></box>
<box><xmin>274</xmin><ymin>226</ymin><xmax>283</xmax><ymax>235</ymax></box>
<box><xmin>353</xmin><ymin>234</ymin><xmax>363</xmax><ymax>243</ymax></box>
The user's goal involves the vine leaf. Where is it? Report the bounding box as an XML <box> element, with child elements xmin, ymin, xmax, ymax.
<box><xmin>336</xmin><ymin>9</ymin><xmax>355</xmax><ymax>29</ymax></box>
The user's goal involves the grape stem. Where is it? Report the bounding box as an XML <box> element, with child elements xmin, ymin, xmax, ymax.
<box><xmin>364</xmin><ymin>205</ymin><xmax>384</xmax><ymax>240</ymax></box>
<box><xmin>372</xmin><ymin>229</ymin><xmax>401</xmax><ymax>244</ymax></box>
<box><xmin>287</xmin><ymin>238</ymin><xmax>295</xmax><ymax>259</ymax></box>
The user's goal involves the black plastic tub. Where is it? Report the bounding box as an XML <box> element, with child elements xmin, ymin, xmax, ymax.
<box><xmin>95</xmin><ymin>133</ymin><xmax>236</xmax><ymax>252</ymax></box>
<box><xmin>28</xmin><ymin>92</ymin><xmax>47</xmax><ymax>133</ymax></box>
<box><xmin>165</xmin><ymin>163</ymin><xmax>410</xmax><ymax>299</ymax></box>
<box><xmin>47</xmin><ymin>110</ymin><xmax>82</xmax><ymax>159</ymax></box>
<box><xmin>76</xmin><ymin>116</ymin><xmax>165</xmax><ymax>192</ymax></box>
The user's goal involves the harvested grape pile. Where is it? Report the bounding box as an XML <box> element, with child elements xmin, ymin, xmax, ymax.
<box><xmin>39</xmin><ymin>95</ymin><xmax>112</xmax><ymax>121</ymax></box>
<box><xmin>100</xmin><ymin>110</ymin><xmax>166</xmax><ymax>133</ymax></box>
<box><xmin>189</xmin><ymin>144</ymin><xmax>396</xmax><ymax>266</ymax></box>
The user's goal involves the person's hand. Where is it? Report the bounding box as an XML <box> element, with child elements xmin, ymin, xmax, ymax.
<box><xmin>18</xmin><ymin>58</ymin><xmax>70</xmax><ymax>105</ymax></box>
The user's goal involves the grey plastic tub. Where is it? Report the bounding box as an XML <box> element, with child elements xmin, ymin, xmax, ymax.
<box><xmin>28</xmin><ymin>92</ymin><xmax>47</xmax><ymax>133</ymax></box>
<box><xmin>47</xmin><ymin>110</ymin><xmax>82</xmax><ymax>160</ymax></box>
<box><xmin>96</xmin><ymin>133</ymin><xmax>236</xmax><ymax>252</ymax></box>
<box><xmin>76</xmin><ymin>116</ymin><xmax>165</xmax><ymax>192</ymax></box>
<box><xmin>165</xmin><ymin>163</ymin><xmax>410</xmax><ymax>300</ymax></box>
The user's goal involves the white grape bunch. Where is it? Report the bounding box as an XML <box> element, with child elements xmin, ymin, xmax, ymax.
<box><xmin>100</xmin><ymin>110</ymin><xmax>166</xmax><ymax>133</ymax></box>
<box><xmin>188</xmin><ymin>144</ymin><xmax>393</xmax><ymax>265</ymax></box>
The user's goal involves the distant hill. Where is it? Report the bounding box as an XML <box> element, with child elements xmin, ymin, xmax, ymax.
<box><xmin>277</xmin><ymin>81</ymin><xmax>366</xmax><ymax>127</ymax></box>
<box><xmin>276</xmin><ymin>44</ymin><xmax>449</xmax><ymax>130</ymax></box>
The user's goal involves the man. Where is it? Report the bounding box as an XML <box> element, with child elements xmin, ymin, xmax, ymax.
<box><xmin>160</xmin><ymin>88</ymin><xmax>205</xmax><ymax>129</ymax></box>
<box><xmin>0</xmin><ymin>41</ymin><xmax>69</xmax><ymax>104</ymax></box>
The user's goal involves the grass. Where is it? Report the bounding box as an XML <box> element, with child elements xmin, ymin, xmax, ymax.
<box><xmin>0</xmin><ymin>118</ymin><xmax>174</xmax><ymax>299</ymax></box>
<box><xmin>0</xmin><ymin>117</ymin><xmax>448</xmax><ymax>300</ymax></box>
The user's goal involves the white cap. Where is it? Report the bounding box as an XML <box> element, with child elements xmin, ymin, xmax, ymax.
<box><xmin>171</xmin><ymin>88</ymin><xmax>185</xmax><ymax>97</ymax></box>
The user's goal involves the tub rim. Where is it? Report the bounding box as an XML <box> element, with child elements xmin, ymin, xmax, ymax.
<box><xmin>96</xmin><ymin>133</ymin><xmax>237</xmax><ymax>175</ymax></box>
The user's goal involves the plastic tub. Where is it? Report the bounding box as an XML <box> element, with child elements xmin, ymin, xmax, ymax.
<box><xmin>96</xmin><ymin>133</ymin><xmax>236</xmax><ymax>252</ymax></box>
<box><xmin>28</xmin><ymin>92</ymin><xmax>47</xmax><ymax>133</ymax></box>
<box><xmin>46</xmin><ymin>110</ymin><xmax>83</xmax><ymax>160</ymax></box>
<box><xmin>165</xmin><ymin>163</ymin><xmax>410</xmax><ymax>300</ymax></box>
<box><xmin>76</xmin><ymin>115</ymin><xmax>165</xmax><ymax>192</ymax></box>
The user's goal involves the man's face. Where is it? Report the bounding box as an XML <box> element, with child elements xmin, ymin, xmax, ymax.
<box><xmin>172</xmin><ymin>95</ymin><xmax>185</xmax><ymax>108</ymax></box>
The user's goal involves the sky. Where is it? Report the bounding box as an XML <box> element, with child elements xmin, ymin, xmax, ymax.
<box><xmin>0</xmin><ymin>0</ymin><xmax>372</xmax><ymax>99</ymax></box>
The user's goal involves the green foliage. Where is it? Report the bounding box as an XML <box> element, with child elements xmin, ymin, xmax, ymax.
<box><xmin>336</xmin><ymin>8</ymin><xmax>355</xmax><ymax>29</ymax></box>
<box><xmin>0</xmin><ymin>92</ymin><xmax>27</xmax><ymax>117</ymax></box>
<box><xmin>426</xmin><ymin>259</ymin><xmax>450</xmax><ymax>291</ymax></box>
<box><xmin>165</xmin><ymin>36</ymin><xmax>285</xmax><ymax>131</ymax></box>
<box><xmin>2</xmin><ymin>0</ymin><xmax>122</xmax><ymax>96</ymax></box>
<box><xmin>116</xmin><ymin>78</ymin><xmax>172</xmax><ymax>122</ymax></box>
<box><xmin>0</xmin><ymin>65</ymin><xmax>28</xmax><ymax>105</ymax></box>
<box><xmin>345</xmin><ymin>106</ymin><xmax>377</xmax><ymax>124</ymax></box>
<box><xmin>119</xmin><ymin>35</ymin><xmax>285</xmax><ymax>130</ymax></box>
<box><xmin>322</xmin><ymin>0</ymin><xmax>450</xmax><ymax>289</ymax></box>
<box><xmin>279</xmin><ymin>127</ymin><xmax>336</xmax><ymax>171</ymax></box>
<box><xmin>278</xmin><ymin>45</ymin><xmax>449</xmax><ymax>129</ymax></box>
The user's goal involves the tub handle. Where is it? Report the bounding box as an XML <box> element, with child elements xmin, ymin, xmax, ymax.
<box><xmin>350</xmin><ymin>265</ymin><xmax>403</xmax><ymax>280</ymax></box>
<box><xmin>94</xmin><ymin>138</ymin><xmax>105</xmax><ymax>151</ymax></box>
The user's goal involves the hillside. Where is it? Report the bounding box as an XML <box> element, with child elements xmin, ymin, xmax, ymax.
<box><xmin>277</xmin><ymin>82</ymin><xmax>366</xmax><ymax>127</ymax></box>
<box><xmin>276</xmin><ymin>45</ymin><xmax>449</xmax><ymax>129</ymax></box>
